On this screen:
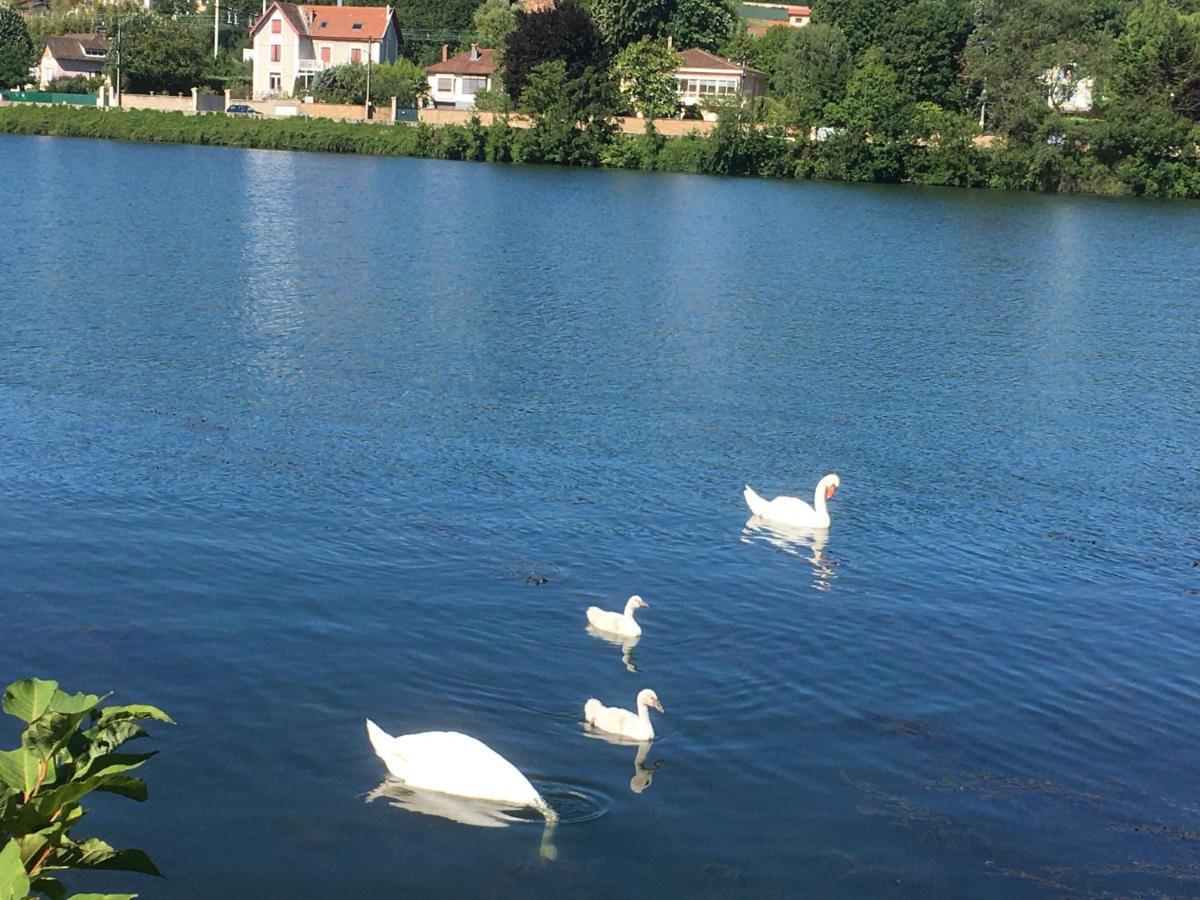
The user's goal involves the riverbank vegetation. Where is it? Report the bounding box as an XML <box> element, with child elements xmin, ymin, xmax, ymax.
<box><xmin>0</xmin><ymin>677</ymin><xmax>173</xmax><ymax>899</ymax></box>
<box><xmin>2</xmin><ymin>101</ymin><xmax>1198</xmax><ymax>195</ymax></box>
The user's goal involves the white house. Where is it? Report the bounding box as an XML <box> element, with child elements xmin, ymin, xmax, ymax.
<box><xmin>1042</xmin><ymin>65</ymin><xmax>1095</xmax><ymax>114</ymax></box>
<box><xmin>425</xmin><ymin>44</ymin><xmax>496</xmax><ymax>109</ymax></box>
<box><xmin>38</xmin><ymin>34</ymin><xmax>109</xmax><ymax>89</ymax></box>
<box><xmin>673</xmin><ymin>48</ymin><xmax>766</xmax><ymax>120</ymax></box>
<box><xmin>248</xmin><ymin>2</ymin><xmax>401</xmax><ymax>100</ymax></box>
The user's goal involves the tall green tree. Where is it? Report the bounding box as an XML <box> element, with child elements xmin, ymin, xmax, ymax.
<box><xmin>810</xmin><ymin>0</ymin><xmax>910</xmax><ymax>55</ymax></box>
<box><xmin>519</xmin><ymin>58</ymin><xmax>621</xmax><ymax>164</ymax></box>
<box><xmin>0</xmin><ymin>4</ymin><xmax>34</xmax><ymax>89</ymax></box>
<box><xmin>1110</xmin><ymin>0</ymin><xmax>1200</xmax><ymax>116</ymax></box>
<box><xmin>769</xmin><ymin>22</ymin><xmax>854</xmax><ymax>123</ymax></box>
<box><xmin>473</xmin><ymin>0</ymin><xmax>520</xmax><ymax>55</ymax></box>
<box><xmin>592</xmin><ymin>0</ymin><xmax>671</xmax><ymax>49</ymax></box>
<box><xmin>613</xmin><ymin>35</ymin><xmax>680</xmax><ymax>117</ymax></box>
<box><xmin>109</xmin><ymin>12</ymin><xmax>207</xmax><ymax>94</ymax></box>
<box><xmin>503</xmin><ymin>0</ymin><xmax>608</xmax><ymax>101</ymax></box>
<box><xmin>666</xmin><ymin>0</ymin><xmax>738</xmax><ymax>51</ymax></box>
<box><xmin>833</xmin><ymin>48</ymin><xmax>912</xmax><ymax>137</ymax></box>
<box><xmin>393</xmin><ymin>0</ymin><xmax>480</xmax><ymax>31</ymax></box>
<box><xmin>882</xmin><ymin>0</ymin><xmax>972</xmax><ymax>109</ymax></box>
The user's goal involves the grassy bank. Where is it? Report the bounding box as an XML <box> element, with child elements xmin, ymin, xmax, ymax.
<box><xmin>2</xmin><ymin>104</ymin><xmax>1198</xmax><ymax>197</ymax></box>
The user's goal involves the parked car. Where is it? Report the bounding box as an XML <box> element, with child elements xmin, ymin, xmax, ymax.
<box><xmin>225</xmin><ymin>104</ymin><xmax>259</xmax><ymax>116</ymax></box>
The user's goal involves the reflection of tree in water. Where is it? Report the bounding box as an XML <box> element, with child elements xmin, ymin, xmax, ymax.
<box><xmin>833</xmin><ymin>713</ymin><xmax>1200</xmax><ymax>895</ymax></box>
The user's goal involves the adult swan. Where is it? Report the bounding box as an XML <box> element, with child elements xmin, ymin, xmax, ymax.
<box><xmin>744</xmin><ymin>474</ymin><xmax>841</xmax><ymax>528</ymax></box>
<box><xmin>365</xmin><ymin>719</ymin><xmax>558</xmax><ymax>825</ymax></box>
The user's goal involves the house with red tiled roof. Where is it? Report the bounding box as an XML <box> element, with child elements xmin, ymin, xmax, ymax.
<box><xmin>425</xmin><ymin>44</ymin><xmax>496</xmax><ymax>109</ymax></box>
<box><xmin>248</xmin><ymin>2</ymin><xmax>400</xmax><ymax>99</ymax></box>
<box><xmin>739</xmin><ymin>2</ymin><xmax>811</xmax><ymax>36</ymax></box>
<box><xmin>673</xmin><ymin>48</ymin><xmax>766</xmax><ymax>120</ymax></box>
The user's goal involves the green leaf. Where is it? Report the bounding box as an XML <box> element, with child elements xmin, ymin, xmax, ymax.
<box><xmin>91</xmin><ymin>777</ymin><xmax>147</xmax><ymax>802</ymax></box>
<box><xmin>92</xmin><ymin>706</ymin><xmax>173</xmax><ymax>728</ymax></box>
<box><xmin>55</xmin><ymin>839</ymin><xmax>161</xmax><ymax>877</ymax></box>
<box><xmin>22</xmin><ymin>710</ymin><xmax>93</xmax><ymax>765</ymax></box>
<box><xmin>66</xmin><ymin>895</ymin><xmax>137</xmax><ymax>899</ymax></box>
<box><xmin>0</xmin><ymin>749</ymin><xmax>51</xmax><ymax>797</ymax></box>
<box><xmin>29</xmin><ymin>765</ymin><xmax>149</xmax><ymax>820</ymax></box>
<box><xmin>79</xmin><ymin>753</ymin><xmax>153</xmax><ymax>782</ymax></box>
<box><xmin>0</xmin><ymin>839</ymin><xmax>31</xmax><ymax>900</ymax></box>
<box><xmin>3</xmin><ymin>679</ymin><xmax>58</xmax><ymax>724</ymax></box>
<box><xmin>47</xmin><ymin>692</ymin><xmax>103</xmax><ymax>718</ymax></box>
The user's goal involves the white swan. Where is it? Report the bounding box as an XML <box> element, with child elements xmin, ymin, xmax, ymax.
<box><xmin>744</xmin><ymin>474</ymin><xmax>841</xmax><ymax>528</ymax></box>
<box><xmin>365</xmin><ymin>719</ymin><xmax>557</xmax><ymax>822</ymax></box>
<box><xmin>583</xmin><ymin>689</ymin><xmax>664</xmax><ymax>742</ymax></box>
<box><xmin>586</xmin><ymin>595</ymin><xmax>648</xmax><ymax>637</ymax></box>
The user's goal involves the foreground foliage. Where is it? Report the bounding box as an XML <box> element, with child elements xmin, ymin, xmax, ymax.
<box><xmin>0</xmin><ymin>678</ymin><xmax>173</xmax><ymax>900</ymax></box>
<box><xmin>2</xmin><ymin>104</ymin><xmax>1199</xmax><ymax>197</ymax></box>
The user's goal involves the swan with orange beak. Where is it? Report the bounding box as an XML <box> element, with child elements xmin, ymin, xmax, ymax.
<box><xmin>744</xmin><ymin>474</ymin><xmax>841</xmax><ymax>529</ymax></box>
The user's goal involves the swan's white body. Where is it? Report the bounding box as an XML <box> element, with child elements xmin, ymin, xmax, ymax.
<box><xmin>586</xmin><ymin>595</ymin><xmax>648</xmax><ymax>637</ymax></box>
<box><xmin>583</xmin><ymin>689</ymin><xmax>664</xmax><ymax>742</ymax></box>
<box><xmin>365</xmin><ymin>719</ymin><xmax>553</xmax><ymax>816</ymax></box>
<box><xmin>744</xmin><ymin>474</ymin><xmax>841</xmax><ymax>528</ymax></box>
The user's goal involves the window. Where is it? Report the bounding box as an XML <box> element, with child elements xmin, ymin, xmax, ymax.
<box><xmin>436</xmin><ymin>76</ymin><xmax>453</xmax><ymax>93</ymax></box>
<box><xmin>270</xmin><ymin>44</ymin><xmax>281</xmax><ymax>62</ymax></box>
<box><xmin>462</xmin><ymin>76</ymin><xmax>487</xmax><ymax>94</ymax></box>
<box><xmin>320</xmin><ymin>46</ymin><xmax>330</xmax><ymax>64</ymax></box>
<box><xmin>351</xmin><ymin>22</ymin><xmax>362</xmax><ymax>29</ymax></box>
<box><xmin>269</xmin><ymin>73</ymin><xmax>281</xmax><ymax>91</ymax></box>
<box><xmin>351</xmin><ymin>48</ymin><xmax>362</xmax><ymax>63</ymax></box>
<box><xmin>271</xmin><ymin>17</ymin><xmax>280</xmax><ymax>33</ymax></box>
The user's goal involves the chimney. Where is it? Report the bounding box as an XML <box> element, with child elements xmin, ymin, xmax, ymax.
<box><xmin>441</xmin><ymin>43</ymin><xmax>448</xmax><ymax>62</ymax></box>
<box><xmin>470</xmin><ymin>43</ymin><xmax>479</xmax><ymax>61</ymax></box>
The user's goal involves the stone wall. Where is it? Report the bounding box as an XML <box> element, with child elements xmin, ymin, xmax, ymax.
<box><xmin>417</xmin><ymin>107</ymin><xmax>715</xmax><ymax>137</ymax></box>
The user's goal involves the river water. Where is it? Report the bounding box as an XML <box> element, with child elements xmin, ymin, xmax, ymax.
<box><xmin>2</xmin><ymin>135</ymin><xmax>1198</xmax><ymax>897</ymax></box>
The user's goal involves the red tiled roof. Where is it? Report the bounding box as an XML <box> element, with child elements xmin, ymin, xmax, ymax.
<box><xmin>251</xmin><ymin>2</ymin><xmax>394</xmax><ymax>41</ymax></box>
<box><xmin>426</xmin><ymin>48</ymin><xmax>496</xmax><ymax>75</ymax></box>
<box><xmin>677</xmin><ymin>48</ymin><xmax>764</xmax><ymax>76</ymax></box>
<box><xmin>787</xmin><ymin>5</ymin><xmax>811</xmax><ymax>14</ymax></box>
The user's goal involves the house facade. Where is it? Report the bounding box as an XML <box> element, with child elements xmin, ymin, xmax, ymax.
<box><xmin>425</xmin><ymin>44</ymin><xmax>496</xmax><ymax>109</ymax></box>
<box><xmin>38</xmin><ymin>34</ymin><xmax>109</xmax><ymax>89</ymax></box>
<box><xmin>674</xmin><ymin>48</ymin><xmax>766</xmax><ymax>120</ymax></box>
<box><xmin>1043</xmin><ymin>66</ymin><xmax>1094</xmax><ymax>114</ymax></box>
<box><xmin>249</xmin><ymin>3</ymin><xmax>400</xmax><ymax>100</ymax></box>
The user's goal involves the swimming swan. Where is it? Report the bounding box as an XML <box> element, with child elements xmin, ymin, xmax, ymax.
<box><xmin>365</xmin><ymin>719</ymin><xmax>557</xmax><ymax>822</ymax></box>
<box><xmin>744</xmin><ymin>474</ymin><xmax>841</xmax><ymax>528</ymax></box>
<box><xmin>583</xmin><ymin>689</ymin><xmax>664</xmax><ymax>741</ymax></box>
<box><xmin>586</xmin><ymin>595</ymin><xmax>648</xmax><ymax>637</ymax></box>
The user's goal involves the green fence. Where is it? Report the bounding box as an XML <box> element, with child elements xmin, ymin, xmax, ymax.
<box><xmin>1</xmin><ymin>91</ymin><xmax>96</xmax><ymax>106</ymax></box>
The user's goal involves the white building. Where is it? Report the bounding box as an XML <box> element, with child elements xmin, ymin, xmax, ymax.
<box><xmin>425</xmin><ymin>44</ymin><xmax>496</xmax><ymax>110</ymax></box>
<box><xmin>248</xmin><ymin>2</ymin><xmax>401</xmax><ymax>100</ymax></box>
<box><xmin>673</xmin><ymin>48</ymin><xmax>766</xmax><ymax>120</ymax></box>
<box><xmin>1042</xmin><ymin>66</ymin><xmax>1095</xmax><ymax>114</ymax></box>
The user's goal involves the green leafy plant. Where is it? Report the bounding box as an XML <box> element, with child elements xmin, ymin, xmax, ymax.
<box><xmin>0</xmin><ymin>678</ymin><xmax>173</xmax><ymax>900</ymax></box>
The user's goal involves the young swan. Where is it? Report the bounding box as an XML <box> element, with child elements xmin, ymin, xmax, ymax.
<box><xmin>744</xmin><ymin>474</ymin><xmax>841</xmax><ymax>529</ymax></box>
<box><xmin>584</xmin><ymin>688</ymin><xmax>664</xmax><ymax>742</ymax></box>
<box><xmin>586</xmin><ymin>595</ymin><xmax>649</xmax><ymax>637</ymax></box>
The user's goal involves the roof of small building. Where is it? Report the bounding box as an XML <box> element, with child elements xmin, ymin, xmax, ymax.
<box><xmin>251</xmin><ymin>2</ymin><xmax>396</xmax><ymax>41</ymax></box>
<box><xmin>44</xmin><ymin>33</ymin><xmax>109</xmax><ymax>63</ymax></box>
<box><xmin>426</xmin><ymin>48</ymin><xmax>496</xmax><ymax>76</ymax></box>
<box><xmin>677</xmin><ymin>48</ymin><xmax>765</xmax><ymax>76</ymax></box>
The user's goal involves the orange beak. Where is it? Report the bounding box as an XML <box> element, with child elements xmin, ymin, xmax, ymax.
<box><xmin>825</xmin><ymin>484</ymin><xmax>837</xmax><ymax>500</ymax></box>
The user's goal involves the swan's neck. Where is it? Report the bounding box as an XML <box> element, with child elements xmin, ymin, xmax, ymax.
<box><xmin>813</xmin><ymin>482</ymin><xmax>828</xmax><ymax>518</ymax></box>
<box><xmin>623</xmin><ymin>599</ymin><xmax>640</xmax><ymax>619</ymax></box>
<box><xmin>637</xmin><ymin>701</ymin><xmax>651</xmax><ymax>725</ymax></box>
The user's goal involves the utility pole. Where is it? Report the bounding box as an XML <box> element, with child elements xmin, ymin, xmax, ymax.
<box><xmin>213</xmin><ymin>0</ymin><xmax>220</xmax><ymax>59</ymax></box>
<box><xmin>115</xmin><ymin>17</ymin><xmax>122</xmax><ymax>107</ymax></box>
<box><xmin>364</xmin><ymin>37</ymin><xmax>373</xmax><ymax>120</ymax></box>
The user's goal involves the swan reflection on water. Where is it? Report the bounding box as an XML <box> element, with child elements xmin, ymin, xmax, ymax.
<box><xmin>582</xmin><ymin>730</ymin><xmax>663</xmax><ymax>795</ymax></box>
<box><xmin>741</xmin><ymin>516</ymin><xmax>837</xmax><ymax>590</ymax></box>
<box><xmin>585</xmin><ymin>624</ymin><xmax>641</xmax><ymax>672</ymax></box>
<box><xmin>366</xmin><ymin>779</ymin><xmax>559</xmax><ymax>860</ymax></box>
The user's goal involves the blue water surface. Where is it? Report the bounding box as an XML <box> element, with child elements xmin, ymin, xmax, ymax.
<box><xmin>1</xmin><ymin>134</ymin><xmax>1198</xmax><ymax>897</ymax></box>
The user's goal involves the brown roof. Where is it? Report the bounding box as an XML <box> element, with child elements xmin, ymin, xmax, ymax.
<box><xmin>787</xmin><ymin>5</ymin><xmax>811</xmax><ymax>13</ymax></box>
<box><xmin>44</xmin><ymin>34</ymin><xmax>109</xmax><ymax>63</ymax></box>
<box><xmin>677</xmin><ymin>48</ymin><xmax>764</xmax><ymax>76</ymax></box>
<box><xmin>426</xmin><ymin>48</ymin><xmax>497</xmax><ymax>76</ymax></box>
<box><xmin>251</xmin><ymin>2</ymin><xmax>395</xmax><ymax>41</ymax></box>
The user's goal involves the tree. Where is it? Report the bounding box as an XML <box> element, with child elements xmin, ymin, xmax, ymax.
<box><xmin>769</xmin><ymin>22</ymin><xmax>854</xmax><ymax>123</ymax></box>
<box><xmin>666</xmin><ymin>0</ymin><xmax>738</xmax><ymax>52</ymax></box>
<box><xmin>151</xmin><ymin>0</ymin><xmax>195</xmax><ymax>16</ymax></box>
<box><xmin>882</xmin><ymin>0</ymin><xmax>972</xmax><ymax>109</ymax></box>
<box><xmin>0</xmin><ymin>5</ymin><xmax>34</xmax><ymax>89</ymax></box>
<box><xmin>591</xmin><ymin>0</ymin><xmax>671</xmax><ymax>49</ymax></box>
<box><xmin>109</xmin><ymin>12</ymin><xmax>207</xmax><ymax>94</ymax></box>
<box><xmin>810</xmin><ymin>0</ymin><xmax>910</xmax><ymax>55</ymax></box>
<box><xmin>519</xmin><ymin>58</ymin><xmax>622</xmax><ymax>164</ymax></box>
<box><xmin>473</xmin><ymin>0</ymin><xmax>519</xmax><ymax>56</ymax></box>
<box><xmin>612</xmin><ymin>36</ymin><xmax>679</xmax><ymax>117</ymax></box>
<box><xmin>1110</xmin><ymin>0</ymin><xmax>1200</xmax><ymax>117</ymax></box>
<box><xmin>833</xmin><ymin>49</ymin><xmax>913</xmax><ymax>138</ymax></box>
<box><xmin>392</xmin><ymin>0</ymin><xmax>480</xmax><ymax>31</ymax></box>
<box><xmin>503</xmin><ymin>0</ymin><xmax>609</xmax><ymax>102</ymax></box>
